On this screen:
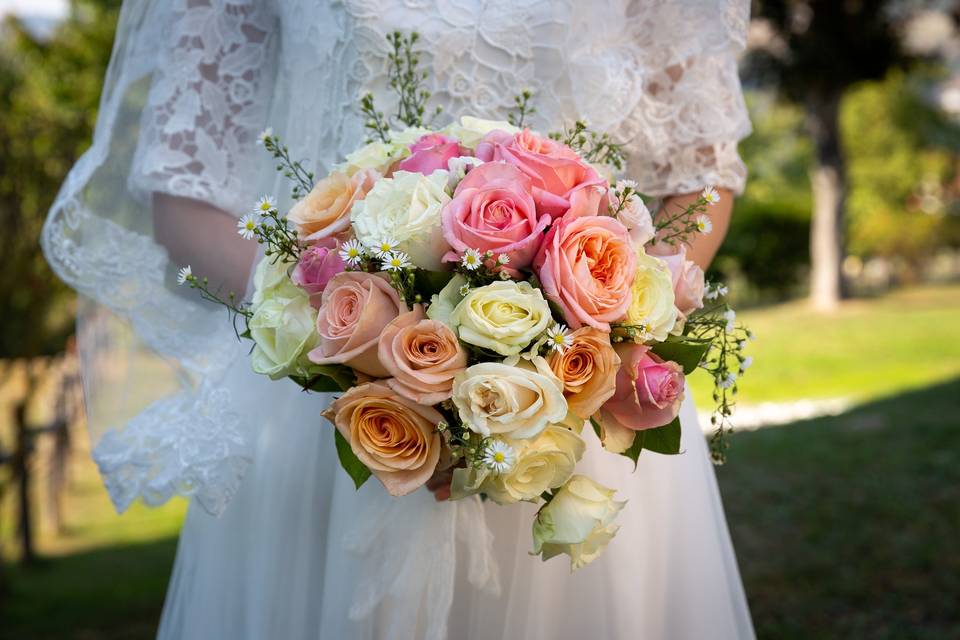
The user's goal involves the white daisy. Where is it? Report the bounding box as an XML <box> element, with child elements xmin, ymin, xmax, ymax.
<box><xmin>256</xmin><ymin>127</ymin><xmax>273</xmax><ymax>145</ymax></box>
<box><xmin>718</xmin><ymin>372</ymin><xmax>737</xmax><ymax>389</ymax></box>
<box><xmin>458</xmin><ymin>284</ymin><xmax>471</xmax><ymax>297</ymax></box>
<box><xmin>373</xmin><ymin>237</ymin><xmax>399</xmax><ymax>258</ymax></box>
<box><xmin>545</xmin><ymin>324</ymin><xmax>574</xmax><ymax>353</ymax></box>
<box><xmin>695</xmin><ymin>215</ymin><xmax>713</xmax><ymax>235</ymax></box>
<box><xmin>740</xmin><ymin>356</ymin><xmax>753</xmax><ymax>371</ymax></box>
<box><xmin>383</xmin><ymin>251</ymin><xmax>413</xmax><ymax>271</ymax></box>
<box><xmin>496</xmin><ymin>253</ymin><xmax>511</xmax><ymax>266</ymax></box>
<box><xmin>616</xmin><ymin>179</ymin><xmax>638</xmax><ymax>192</ymax></box>
<box><xmin>254</xmin><ymin>195</ymin><xmax>277</xmax><ymax>215</ymax></box>
<box><xmin>339</xmin><ymin>239</ymin><xmax>365</xmax><ymax>266</ymax></box>
<box><xmin>461</xmin><ymin>248</ymin><xmax>482</xmax><ymax>271</ymax></box>
<box><xmin>718</xmin><ymin>284</ymin><xmax>729</xmax><ymax>297</ymax></box>
<box><xmin>723</xmin><ymin>309</ymin><xmax>737</xmax><ymax>332</ymax></box>
<box><xmin>237</xmin><ymin>213</ymin><xmax>259</xmax><ymax>240</ymax></box>
<box><xmin>482</xmin><ymin>440</ymin><xmax>516</xmax><ymax>474</ymax></box>
<box><xmin>701</xmin><ymin>186</ymin><xmax>720</xmax><ymax>205</ymax></box>
<box><xmin>176</xmin><ymin>265</ymin><xmax>192</xmax><ymax>286</ymax></box>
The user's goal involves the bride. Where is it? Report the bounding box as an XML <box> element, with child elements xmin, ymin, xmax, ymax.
<box><xmin>42</xmin><ymin>0</ymin><xmax>755</xmax><ymax>638</ymax></box>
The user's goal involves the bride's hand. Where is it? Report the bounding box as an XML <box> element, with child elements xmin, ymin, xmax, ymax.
<box><xmin>426</xmin><ymin>468</ymin><xmax>453</xmax><ymax>502</ymax></box>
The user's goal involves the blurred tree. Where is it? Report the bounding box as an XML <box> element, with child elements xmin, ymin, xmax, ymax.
<box><xmin>747</xmin><ymin>0</ymin><xmax>913</xmax><ymax>310</ymax></box>
<box><xmin>0</xmin><ymin>0</ymin><xmax>120</xmax><ymax>360</ymax></box>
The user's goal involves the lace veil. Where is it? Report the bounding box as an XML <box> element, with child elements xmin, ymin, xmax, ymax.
<box><xmin>41</xmin><ymin>0</ymin><xmax>751</xmax><ymax>516</ymax></box>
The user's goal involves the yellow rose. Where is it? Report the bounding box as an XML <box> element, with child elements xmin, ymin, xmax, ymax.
<box><xmin>449</xmin><ymin>281</ymin><xmax>552</xmax><ymax>356</ymax></box>
<box><xmin>532</xmin><ymin>474</ymin><xmax>625</xmax><ymax>571</ymax></box>
<box><xmin>337</xmin><ymin>140</ymin><xmax>408</xmax><ymax>175</ymax></box>
<box><xmin>625</xmin><ymin>249</ymin><xmax>678</xmax><ymax>342</ymax></box>
<box><xmin>349</xmin><ymin>170</ymin><xmax>451</xmax><ymax>270</ymax></box>
<box><xmin>483</xmin><ymin>426</ymin><xmax>585</xmax><ymax>504</ymax></box>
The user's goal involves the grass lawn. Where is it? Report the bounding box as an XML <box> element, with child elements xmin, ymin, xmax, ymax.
<box><xmin>719</xmin><ymin>377</ymin><xmax>960</xmax><ymax>639</ymax></box>
<box><xmin>689</xmin><ymin>283</ymin><xmax>960</xmax><ymax>407</ymax></box>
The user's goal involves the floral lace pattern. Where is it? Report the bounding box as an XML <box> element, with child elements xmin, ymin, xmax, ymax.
<box><xmin>42</xmin><ymin>0</ymin><xmax>751</xmax><ymax>518</ymax></box>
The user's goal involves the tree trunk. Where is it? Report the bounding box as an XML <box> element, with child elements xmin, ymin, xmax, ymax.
<box><xmin>806</xmin><ymin>91</ymin><xmax>847</xmax><ymax>312</ymax></box>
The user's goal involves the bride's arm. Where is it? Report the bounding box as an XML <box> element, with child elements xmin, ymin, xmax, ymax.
<box><xmin>660</xmin><ymin>188</ymin><xmax>735</xmax><ymax>270</ymax></box>
<box><xmin>153</xmin><ymin>193</ymin><xmax>259</xmax><ymax>295</ymax></box>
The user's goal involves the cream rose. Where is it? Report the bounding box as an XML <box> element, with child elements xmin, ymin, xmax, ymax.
<box><xmin>443</xmin><ymin>116</ymin><xmax>520</xmax><ymax>149</ymax></box>
<box><xmin>532</xmin><ymin>474</ymin><xmax>626</xmax><ymax>571</ymax></box>
<box><xmin>377</xmin><ymin>305</ymin><xmax>467</xmax><ymax>404</ymax></box>
<box><xmin>287</xmin><ymin>169</ymin><xmax>377</xmax><ymax>242</ymax></box>
<box><xmin>251</xmin><ymin>254</ymin><xmax>293</xmax><ymax>305</ymax></box>
<box><xmin>484</xmin><ymin>426</ymin><xmax>585</xmax><ymax>504</ymax></box>
<box><xmin>337</xmin><ymin>140</ymin><xmax>408</xmax><ymax>175</ymax></box>
<box><xmin>448</xmin><ymin>281</ymin><xmax>552</xmax><ymax>356</ymax></box>
<box><xmin>322</xmin><ymin>382</ymin><xmax>443</xmax><ymax>496</ymax></box>
<box><xmin>451</xmin><ymin>355</ymin><xmax>567</xmax><ymax>440</ymax></box>
<box><xmin>248</xmin><ymin>276</ymin><xmax>319</xmax><ymax>380</ymax></box>
<box><xmin>625</xmin><ymin>249</ymin><xmax>678</xmax><ymax>342</ymax></box>
<box><xmin>349</xmin><ymin>170</ymin><xmax>452</xmax><ymax>270</ymax></box>
<box><xmin>547</xmin><ymin>327</ymin><xmax>621</xmax><ymax>419</ymax></box>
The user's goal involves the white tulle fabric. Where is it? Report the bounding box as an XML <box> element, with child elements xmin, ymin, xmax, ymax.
<box><xmin>42</xmin><ymin>0</ymin><xmax>754</xmax><ymax>637</ymax></box>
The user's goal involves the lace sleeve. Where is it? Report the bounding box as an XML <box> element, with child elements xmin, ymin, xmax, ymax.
<box><xmin>130</xmin><ymin>0</ymin><xmax>277</xmax><ymax>216</ymax></box>
<box><xmin>619</xmin><ymin>0</ymin><xmax>752</xmax><ymax>196</ymax></box>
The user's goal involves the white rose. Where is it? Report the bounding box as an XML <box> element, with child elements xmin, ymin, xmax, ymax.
<box><xmin>426</xmin><ymin>274</ymin><xmax>468</xmax><ymax>325</ymax></box>
<box><xmin>452</xmin><ymin>355</ymin><xmax>567</xmax><ymax>439</ymax></box>
<box><xmin>389</xmin><ymin>126</ymin><xmax>433</xmax><ymax>145</ymax></box>
<box><xmin>349</xmin><ymin>170</ymin><xmax>452</xmax><ymax>270</ymax></box>
<box><xmin>449</xmin><ymin>281</ymin><xmax>552</xmax><ymax>356</ymax></box>
<box><xmin>444</xmin><ymin>116</ymin><xmax>520</xmax><ymax>148</ymax></box>
<box><xmin>337</xmin><ymin>140</ymin><xmax>408</xmax><ymax>175</ymax></box>
<box><xmin>251</xmin><ymin>254</ymin><xmax>295</xmax><ymax>306</ymax></box>
<box><xmin>625</xmin><ymin>249</ymin><xmax>678</xmax><ymax>342</ymax></box>
<box><xmin>484</xmin><ymin>426</ymin><xmax>585</xmax><ymax>504</ymax></box>
<box><xmin>617</xmin><ymin>194</ymin><xmax>655</xmax><ymax>246</ymax></box>
<box><xmin>249</xmin><ymin>283</ymin><xmax>319</xmax><ymax>380</ymax></box>
<box><xmin>532</xmin><ymin>474</ymin><xmax>626</xmax><ymax>571</ymax></box>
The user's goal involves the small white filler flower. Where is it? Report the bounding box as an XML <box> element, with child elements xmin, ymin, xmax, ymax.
<box><xmin>373</xmin><ymin>237</ymin><xmax>399</xmax><ymax>258</ymax></box>
<box><xmin>254</xmin><ymin>195</ymin><xmax>277</xmax><ymax>215</ymax></box>
<box><xmin>701</xmin><ymin>186</ymin><xmax>720</xmax><ymax>205</ymax></box>
<box><xmin>545</xmin><ymin>324</ymin><xmax>574</xmax><ymax>353</ymax></box>
<box><xmin>339</xmin><ymin>239</ymin><xmax>365</xmax><ymax>266</ymax></box>
<box><xmin>237</xmin><ymin>213</ymin><xmax>259</xmax><ymax>240</ymax></box>
<box><xmin>461</xmin><ymin>248</ymin><xmax>482</xmax><ymax>271</ymax></box>
<box><xmin>695</xmin><ymin>215</ymin><xmax>713</xmax><ymax>235</ymax></box>
<box><xmin>483</xmin><ymin>440</ymin><xmax>517</xmax><ymax>474</ymax></box>
<box><xmin>383</xmin><ymin>251</ymin><xmax>413</xmax><ymax>271</ymax></box>
<box><xmin>177</xmin><ymin>265</ymin><xmax>192</xmax><ymax>285</ymax></box>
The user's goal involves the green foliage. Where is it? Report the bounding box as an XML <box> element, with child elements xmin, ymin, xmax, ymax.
<box><xmin>334</xmin><ymin>429</ymin><xmax>372</xmax><ymax>489</ymax></box>
<box><xmin>650</xmin><ymin>337</ymin><xmax>710</xmax><ymax>375</ymax></box>
<box><xmin>638</xmin><ymin>417</ymin><xmax>682</xmax><ymax>456</ymax></box>
<box><xmin>841</xmin><ymin>69</ymin><xmax>960</xmax><ymax>263</ymax></box>
<box><xmin>0</xmin><ymin>0</ymin><xmax>122</xmax><ymax>358</ymax></box>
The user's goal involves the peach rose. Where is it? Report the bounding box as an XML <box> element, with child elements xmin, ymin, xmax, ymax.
<box><xmin>547</xmin><ymin>327</ymin><xmax>621</xmax><ymax>419</ymax></box>
<box><xmin>533</xmin><ymin>215</ymin><xmax>636</xmax><ymax>330</ymax></box>
<box><xmin>378</xmin><ymin>305</ymin><xmax>467</xmax><ymax>404</ymax></box>
<box><xmin>323</xmin><ymin>382</ymin><xmax>442</xmax><ymax>496</ymax></box>
<box><xmin>308</xmin><ymin>272</ymin><xmax>403</xmax><ymax>377</ymax></box>
<box><xmin>475</xmin><ymin>129</ymin><xmax>607</xmax><ymax>218</ymax></box>
<box><xmin>287</xmin><ymin>169</ymin><xmax>377</xmax><ymax>242</ymax></box>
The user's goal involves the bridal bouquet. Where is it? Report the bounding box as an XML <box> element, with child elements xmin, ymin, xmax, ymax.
<box><xmin>182</xmin><ymin>33</ymin><xmax>751</xmax><ymax>570</ymax></box>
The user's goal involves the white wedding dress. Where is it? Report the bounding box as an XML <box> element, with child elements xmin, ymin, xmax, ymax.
<box><xmin>42</xmin><ymin>1</ymin><xmax>755</xmax><ymax>638</ymax></box>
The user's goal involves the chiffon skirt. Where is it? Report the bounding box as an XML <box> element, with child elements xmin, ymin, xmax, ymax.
<box><xmin>157</xmin><ymin>362</ymin><xmax>755</xmax><ymax>639</ymax></box>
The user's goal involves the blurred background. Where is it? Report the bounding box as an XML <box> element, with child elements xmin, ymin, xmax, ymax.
<box><xmin>0</xmin><ymin>1</ymin><xmax>958</xmax><ymax>638</ymax></box>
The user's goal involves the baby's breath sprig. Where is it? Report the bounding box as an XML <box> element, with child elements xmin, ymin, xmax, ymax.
<box><xmin>244</xmin><ymin>197</ymin><xmax>301</xmax><ymax>263</ymax></box>
<box><xmin>683</xmin><ymin>295</ymin><xmax>752</xmax><ymax>465</ymax></box>
<box><xmin>652</xmin><ymin>187</ymin><xmax>719</xmax><ymax>248</ymax></box>
<box><xmin>548</xmin><ymin>120</ymin><xmax>627</xmax><ymax>171</ymax></box>
<box><xmin>359</xmin><ymin>92</ymin><xmax>390</xmax><ymax>143</ymax></box>
<box><xmin>508</xmin><ymin>89</ymin><xmax>536</xmax><ymax>128</ymax></box>
<box><xmin>259</xmin><ymin>131</ymin><xmax>315</xmax><ymax>200</ymax></box>
<box><xmin>177</xmin><ymin>267</ymin><xmax>252</xmax><ymax>339</ymax></box>
<box><xmin>386</xmin><ymin>31</ymin><xmax>442</xmax><ymax>128</ymax></box>
<box><xmin>453</xmin><ymin>249</ymin><xmax>512</xmax><ymax>288</ymax></box>
<box><xmin>608</xmin><ymin>180</ymin><xmax>644</xmax><ymax>217</ymax></box>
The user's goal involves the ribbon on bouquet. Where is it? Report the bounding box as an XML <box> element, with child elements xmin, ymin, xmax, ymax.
<box><xmin>344</xmin><ymin>490</ymin><xmax>501</xmax><ymax>640</ymax></box>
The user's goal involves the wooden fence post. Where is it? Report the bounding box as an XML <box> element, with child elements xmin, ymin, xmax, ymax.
<box><xmin>13</xmin><ymin>400</ymin><xmax>35</xmax><ymax>565</ymax></box>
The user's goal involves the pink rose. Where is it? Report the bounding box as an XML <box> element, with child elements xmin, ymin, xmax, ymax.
<box><xmin>533</xmin><ymin>215</ymin><xmax>636</xmax><ymax>330</ymax></box>
<box><xmin>309</xmin><ymin>272</ymin><xmax>404</xmax><ymax>377</ymax></box>
<box><xmin>378</xmin><ymin>305</ymin><xmax>467</xmax><ymax>404</ymax></box>
<box><xmin>476</xmin><ymin>129</ymin><xmax>607</xmax><ymax>218</ymax></box>
<box><xmin>656</xmin><ymin>247</ymin><xmax>705</xmax><ymax>320</ymax></box>
<box><xmin>397</xmin><ymin>133</ymin><xmax>465</xmax><ymax>175</ymax></box>
<box><xmin>441</xmin><ymin>162</ymin><xmax>549</xmax><ymax>271</ymax></box>
<box><xmin>291</xmin><ymin>238</ymin><xmax>346</xmax><ymax>307</ymax></box>
<box><xmin>600</xmin><ymin>344</ymin><xmax>685</xmax><ymax>431</ymax></box>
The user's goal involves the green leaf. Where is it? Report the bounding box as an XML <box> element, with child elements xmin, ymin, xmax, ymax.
<box><xmin>620</xmin><ymin>431</ymin><xmax>646</xmax><ymax>468</ymax></box>
<box><xmin>640</xmin><ymin>417</ymin><xmax>682</xmax><ymax>455</ymax></box>
<box><xmin>414</xmin><ymin>269</ymin><xmax>454</xmax><ymax>301</ymax></box>
<box><xmin>334</xmin><ymin>429</ymin><xmax>372</xmax><ymax>490</ymax></box>
<box><xmin>651</xmin><ymin>338</ymin><xmax>710</xmax><ymax>375</ymax></box>
<box><xmin>590</xmin><ymin>417</ymin><xmax>603</xmax><ymax>440</ymax></box>
<box><xmin>290</xmin><ymin>364</ymin><xmax>356</xmax><ymax>392</ymax></box>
